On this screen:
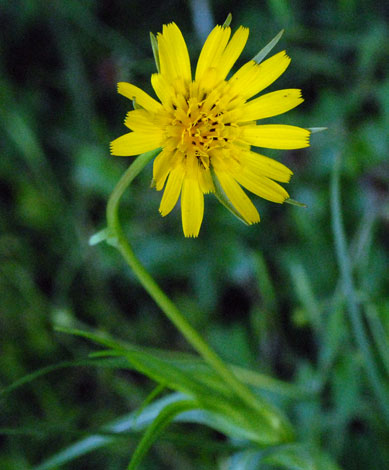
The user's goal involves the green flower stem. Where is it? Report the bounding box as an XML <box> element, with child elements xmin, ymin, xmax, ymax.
<box><xmin>107</xmin><ymin>150</ymin><xmax>160</xmax><ymax>230</ymax></box>
<box><xmin>106</xmin><ymin>151</ymin><xmax>292</xmax><ymax>438</ymax></box>
<box><xmin>331</xmin><ymin>154</ymin><xmax>389</xmax><ymax>423</ymax></box>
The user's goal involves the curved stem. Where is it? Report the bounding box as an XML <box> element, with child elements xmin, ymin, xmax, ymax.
<box><xmin>107</xmin><ymin>150</ymin><xmax>159</xmax><ymax>230</ymax></box>
<box><xmin>106</xmin><ymin>152</ymin><xmax>293</xmax><ymax>439</ymax></box>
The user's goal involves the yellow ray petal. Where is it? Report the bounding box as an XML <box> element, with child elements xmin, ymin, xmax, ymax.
<box><xmin>241</xmin><ymin>124</ymin><xmax>310</xmax><ymax>149</ymax></box>
<box><xmin>235</xmin><ymin>170</ymin><xmax>289</xmax><ymax>203</ymax></box>
<box><xmin>197</xmin><ymin>67</ymin><xmax>221</xmax><ymax>94</ymax></box>
<box><xmin>198</xmin><ymin>167</ymin><xmax>215</xmax><ymax>194</ymax></box>
<box><xmin>229</xmin><ymin>51</ymin><xmax>291</xmax><ymax>99</ymax></box>
<box><xmin>215</xmin><ymin>172</ymin><xmax>260</xmax><ymax>224</ymax></box>
<box><xmin>110</xmin><ymin>131</ymin><xmax>162</xmax><ymax>156</ymax></box>
<box><xmin>218</xmin><ymin>26</ymin><xmax>249</xmax><ymax>80</ymax></box>
<box><xmin>157</xmin><ymin>23</ymin><xmax>192</xmax><ymax>82</ymax></box>
<box><xmin>181</xmin><ymin>177</ymin><xmax>204</xmax><ymax>237</ymax></box>
<box><xmin>151</xmin><ymin>73</ymin><xmax>175</xmax><ymax>106</ymax></box>
<box><xmin>240</xmin><ymin>151</ymin><xmax>293</xmax><ymax>183</ymax></box>
<box><xmin>159</xmin><ymin>165</ymin><xmax>185</xmax><ymax>216</ymax></box>
<box><xmin>153</xmin><ymin>149</ymin><xmax>174</xmax><ymax>190</ymax></box>
<box><xmin>195</xmin><ymin>25</ymin><xmax>231</xmax><ymax>81</ymax></box>
<box><xmin>233</xmin><ymin>89</ymin><xmax>304</xmax><ymax>122</ymax></box>
<box><xmin>117</xmin><ymin>82</ymin><xmax>162</xmax><ymax>113</ymax></box>
<box><xmin>124</xmin><ymin>109</ymin><xmax>160</xmax><ymax>132</ymax></box>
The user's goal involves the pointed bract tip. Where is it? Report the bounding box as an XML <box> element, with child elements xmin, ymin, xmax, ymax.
<box><xmin>252</xmin><ymin>29</ymin><xmax>285</xmax><ymax>64</ymax></box>
<box><xmin>222</xmin><ymin>13</ymin><xmax>232</xmax><ymax>28</ymax></box>
<box><xmin>308</xmin><ymin>127</ymin><xmax>328</xmax><ymax>134</ymax></box>
<box><xmin>285</xmin><ymin>198</ymin><xmax>308</xmax><ymax>208</ymax></box>
<box><xmin>149</xmin><ymin>32</ymin><xmax>160</xmax><ymax>72</ymax></box>
<box><xmin>132</xmin><ymin>98</ymin><xmax>141</xmax><ymax>110</ymax></box>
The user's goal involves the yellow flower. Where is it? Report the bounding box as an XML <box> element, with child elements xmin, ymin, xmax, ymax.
<box><xmin>111</xmin><ymin>20</ymin><xmax>310</xmax><ymax>237</ymax></box>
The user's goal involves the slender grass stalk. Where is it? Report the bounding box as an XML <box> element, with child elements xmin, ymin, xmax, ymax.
<box><xmin>365</xmin><ymin>303</ymin><xmax>389</xmax><ymax>377</ymax></box>
<box><xmin>330</xmin><ymin>154</ymin><xmax>389</xmax><ymax>423</ymax></box>
<box><xmin>127</xmin><ymin>400</ymin><xmax>198</xmax><ymax>470</ymax></box>
<box><xmin>106</xmin><ymin>152</ymin><xmax>292</xmax><ymax>438</ymax></box>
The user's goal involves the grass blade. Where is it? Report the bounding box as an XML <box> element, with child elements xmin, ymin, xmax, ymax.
<box><xmin>127</xmin><ymin>400</ymin><xmax>198</xmax><ymax>470</ymax></box>
<box><xmin>330</xmin><ymin>153</ymin><xmax>389</xmax><ymax>423</ymax></box>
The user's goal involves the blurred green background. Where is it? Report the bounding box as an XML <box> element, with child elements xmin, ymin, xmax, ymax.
<box><xmin>1</xmin><ymin>0</ymin><xmax>389</xmax><ymax>469</ymax></box>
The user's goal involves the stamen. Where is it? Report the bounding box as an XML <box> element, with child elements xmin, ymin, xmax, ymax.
<box><xmin>163</xmin><ymin>82</ymin><xmax>236</xmax><ymax>161</ymax></box>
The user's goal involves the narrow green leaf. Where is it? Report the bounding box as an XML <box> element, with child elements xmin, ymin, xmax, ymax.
<box><xmin>93</xmin><ymin>348</ymin><xmax>233</xmax><ymax>400</ymax></box>
<box><xmin>0</xmin><ymin>358</ymin><xmax>125</xmax><ymax>398</ymax></box>
<box><xmin>227</xmin><ymin>450</ymin><xmax>262</xmax><ymax>470</ymax></box>
<box><xmin>232</xmin><ymin>365</ymin><xmax>316</xmax><ymax>399</ymax></box>
<box><xmin>53</xmin><ymin>328</ymin><xmax>295</xmax><ymax>444</ymax></box>
<box><xmin>54</xmin><ymin>326</ymin><xmax>128</xmax><ymax>351</ymax></box>
<box><xmin>365</xmin><ymin>303</ymin><xmax>389</xmax><ymax>376</ymax></box>
<box><xmin>32</xmin><ymin>389</ymin><xmax>295</xmax><ymax>470</ymax></box>
<box><xmin>127</xmin><ymin>400</ymin><xmax>198</xmax><ymax>470</ymax></box>
<box><xmin>289</xmin><ymin>263</ymin><xmax>322</xmax><ymax>331</ymax></box>
<box><xmin>92</xmin><ymin>350</ymin><xmax>288</xmax><ymax>444</ymax></box>
<box><xmin>31</xmin><ymin>392</ymin><xmax>264</xmax><ymax>470</ymax></box>
<box><xmin>261</xmin><ymin>443</ymin><xmax>342</xmax><ymax>470</ymax></box>
<box><xmin>252</xmin><ymin>30</ymin><xmax>284</xmax><ymax>64</ymax></box>
<box><xmin>252</xmin><ymin>251</ymin><xmax>278</xmax><ymax>312</ymax></box>
<box><xmin>57</xmin><ymin>327</ymin><xmax>312</xmax><ymax>399</ymax></box>
<box><xmin>32</xmin><ymin>394</ymin><xmax>185</xmax><ymax>470</ymax></box>
<box><xmin>133</xmin><ymin>384</ymin><xmax>166</xmax><ymax>423</ymax></box>
<box><xmin>331</xmin><ymin>153</ymin><xmax>389</xmax><ymax>424</ymax></box>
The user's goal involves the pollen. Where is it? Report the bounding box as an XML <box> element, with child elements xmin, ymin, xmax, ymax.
<box><xmin>163</xmin><ymin>83</ymin><xmax>241</xmax><ymax>169</ymax></box>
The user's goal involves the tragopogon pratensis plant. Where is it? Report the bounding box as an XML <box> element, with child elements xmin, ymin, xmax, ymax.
<box><xmin>111</xmin><ymin>14</ymin><xmax>310</xmax><ymax>237</ymax></box>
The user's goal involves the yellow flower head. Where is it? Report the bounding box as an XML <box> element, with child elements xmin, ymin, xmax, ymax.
<box><xmin>111</xmin><ymin>19</ymin><xmax>310</xmax><ymax>237</ymax></box>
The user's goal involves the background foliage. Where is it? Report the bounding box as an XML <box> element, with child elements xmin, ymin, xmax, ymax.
<box><xmin>1</xmin><ymin>0</ymin><xmax>389</xmax><ymax>469</ymax></box>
